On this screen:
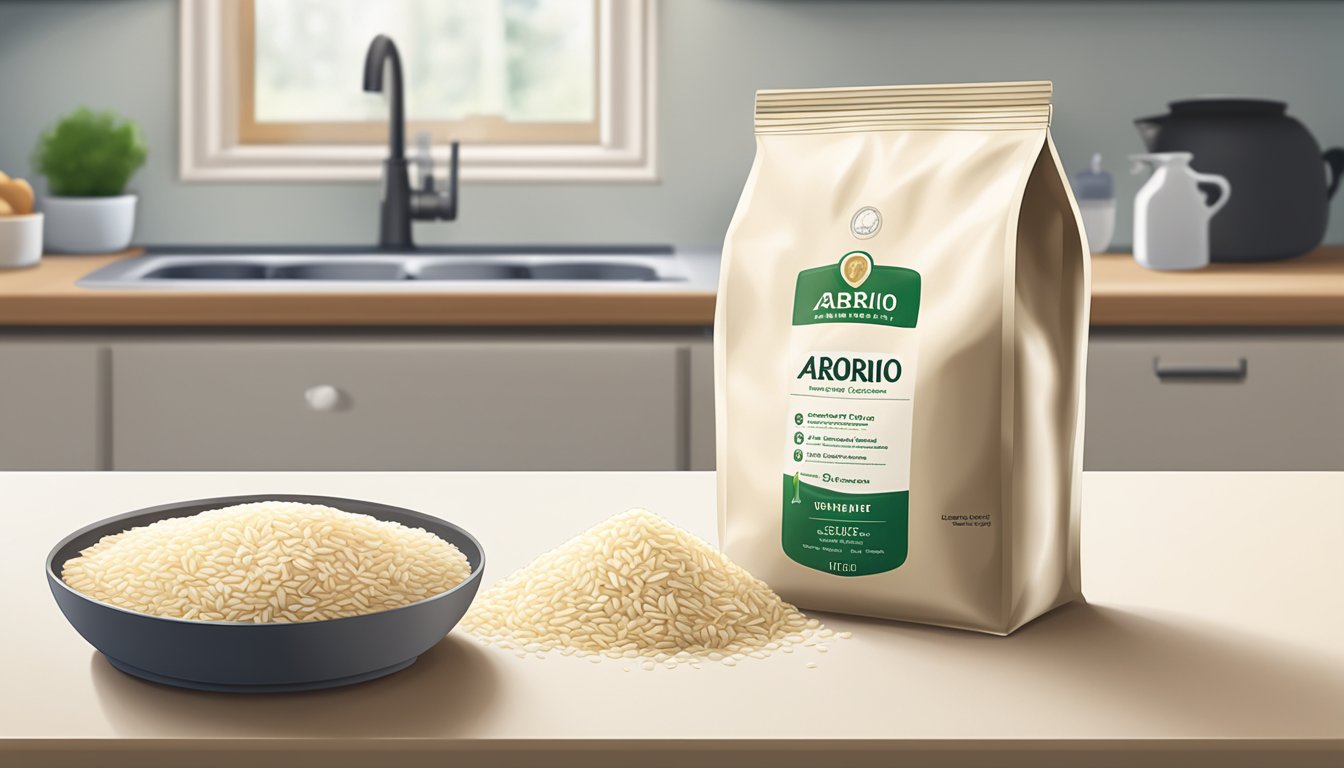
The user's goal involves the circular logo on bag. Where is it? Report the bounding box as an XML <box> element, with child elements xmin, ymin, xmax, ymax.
<box><xmin>850</xmin><ymin>206</ymin><xmax>881</xmax><ymax>239</ymax></box>
<box><xmin>840</xmin><ymin>251</ymin><xmax>873</xmax><ymax>288</ymax></box>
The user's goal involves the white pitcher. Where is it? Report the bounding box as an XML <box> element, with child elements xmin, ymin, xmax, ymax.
<box><xmin>1131</xmin><ymin>152</ymin><xmax>1231</xmax><ymax>271</ymax></box>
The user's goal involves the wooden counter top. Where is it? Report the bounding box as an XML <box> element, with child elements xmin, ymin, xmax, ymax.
<box><xmin>2</xmin><ymin>471</ymin><xmax>1342</xmax><ymax>767</ymax></box>
<box><xmin>0</xmin><ymin>246</ymin><xmax>1341</xmax><ymax>327</ymax></box>
<box><xmin>1091</xmin><ymin>246</ymin><xmax>1344</xmax><ymax>326</ymax></box>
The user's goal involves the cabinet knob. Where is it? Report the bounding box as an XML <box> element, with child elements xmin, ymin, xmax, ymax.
<box><xmin>304</xmin><ymin>384</ymin><xmax>343</xmax><ymax>412</ymax></box>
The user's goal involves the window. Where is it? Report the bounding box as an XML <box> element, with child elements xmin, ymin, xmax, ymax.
<box><xmin>247</xmin><ymin>0</ymin><xmax>599</xmax><ymax>144</ymax></box>
<box><xmin>181</xmin><ymin>0</ymin><xmax>655</xmax><ymax>182</ymax></box>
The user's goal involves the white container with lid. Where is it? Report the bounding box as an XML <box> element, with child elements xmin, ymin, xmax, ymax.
<box><xmin>1131</xmin><ymin>152</ymin><xmax>1231</xmax><ymax>271</ymax></box>
<box><xmin>1072</xmin><ymin>153</ymin><xmax>1115</xmax><ymax>254</ymax></box>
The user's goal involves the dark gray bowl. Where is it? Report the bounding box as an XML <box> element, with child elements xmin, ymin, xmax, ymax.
<box><xmin>47</xmin><ymin>494</ymin><xmax>485</xmax><ymax>693</ymax></box>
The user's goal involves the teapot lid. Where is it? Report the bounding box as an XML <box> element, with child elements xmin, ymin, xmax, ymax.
<box><xmin>1168</xmin><ymin>98</ymin><xmax>1287</xmax><ymax>116</ymax></box>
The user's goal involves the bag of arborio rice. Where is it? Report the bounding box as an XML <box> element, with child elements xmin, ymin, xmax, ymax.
<box><xmin>716</xmin><ymin>81</ymin><xmax>1088</xmax><ymax>635</ymax></box>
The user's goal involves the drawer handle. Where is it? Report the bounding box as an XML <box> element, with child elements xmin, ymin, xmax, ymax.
<box><xmin>304</xmin><ymin>384</ymin><xmax>344</xmax><ymax>412</ymax></box>
<box><xmin>1153</xmin><ymin>357</ymin><xmax>1248</xmax><ymax>381</ymax></box>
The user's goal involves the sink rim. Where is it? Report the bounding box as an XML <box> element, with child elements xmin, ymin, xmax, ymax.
<box><xmin>136</xmin><ymin>243</ymin><xmax>676</xmax><ymax>258</ymax></box>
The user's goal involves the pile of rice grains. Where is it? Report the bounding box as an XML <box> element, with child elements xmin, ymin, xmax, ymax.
<box><xmin>62</xmin><ymin>501</ymin><xmax>472</xmax><ymax>623</ymax></box>
<box><xmin>461</xmin><ymin>509</ymin><xmax>848</xmax><ymax>670</ymax></box>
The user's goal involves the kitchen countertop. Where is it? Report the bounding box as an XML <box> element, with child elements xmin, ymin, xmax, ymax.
<box><xmin>1090</xmin><ymin>245</ymin><xmax>1344</xmax><ymax>326</ymax></box>
<box><xmin>3</xmin><ymin>471</ymin><xmax>1341</xmax><ymax>767</ymax></box>
<box><xmin>0</xmin><ymin>246</ymin><xmax>1341</xmax><ymax>327</ymax></box>
<box><xmin>0</xmin><ymin>249</ymin><xmax>720</xmax><ymax>327</ymax></box>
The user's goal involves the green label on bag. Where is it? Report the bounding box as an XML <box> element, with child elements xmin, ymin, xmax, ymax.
<box><xmin>792</xmin><ymin>251</ymin><xmax>921</xmax><ymax>328</ymax></box>
<box><xmin>782</xmin><ymin>475</ymin><xmax>908</xmax><ymax>576</ymax></box>
<box><xmin>784</xmin><ymin>250</ymin><xmax>919</xmax><ymax>577</ymax></box>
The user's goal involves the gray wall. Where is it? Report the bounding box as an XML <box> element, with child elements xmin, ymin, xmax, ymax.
<box><xmin>1</xmin><ymin>0</ymin><xmax>1342</xmax><ymax>248</ymax></box>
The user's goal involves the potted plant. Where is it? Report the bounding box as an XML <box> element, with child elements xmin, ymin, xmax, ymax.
<box><xmin>33</xmin><ymin>108</ymin><xmax>147</xmax><ymax>253</ymax></box>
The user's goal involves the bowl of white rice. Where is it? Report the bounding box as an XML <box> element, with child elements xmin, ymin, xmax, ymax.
<box><xmin>46</xmin><ymin>494</ymin><xmax>485</xmax><ymax>693</ymax></box>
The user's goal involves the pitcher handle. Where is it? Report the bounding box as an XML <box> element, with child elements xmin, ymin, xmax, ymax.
<box><xmin>1324</xmin><ymin>148</ymin><xmax>1344</xmax><ymax>201</ymax></box>
<box><xmin>1191</xmin><ymin>171</ymin><xmax>1231</xmax><ymax>217</ymax></box>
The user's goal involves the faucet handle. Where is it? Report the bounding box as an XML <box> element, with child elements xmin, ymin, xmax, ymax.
<box><xmin>408</xmin><ymin>135</ymin><xmax>458</xmax><ymax>223</ymax></box>
<box><xmin>413</xmin><ymin>131</ymin><xmax>434</xmax><ymax>191</ymax></box>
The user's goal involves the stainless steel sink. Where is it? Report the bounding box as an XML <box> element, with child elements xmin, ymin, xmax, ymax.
<box><xmin>269</xmin><ymin>262</ymin><xmax>407</xmax><ymax>281</ymax></box>
<box><xmin>415</xmin><ymin>262</ymin><xmax>530</xmax><ymax>281</ymax></box>
<box><xmin>528</xmin><ymin>263</ymin><xmax>659</xmax><ymax>281</ymax></box>
<box><xmin>141</xmin><ymin>263</ymin><xmax>269</xmax><ymax>281</ymax></box>
<box><xmin>77</xmin><ymin>246</ymin><xmax>699</xmax><ymax>291</ymax></box>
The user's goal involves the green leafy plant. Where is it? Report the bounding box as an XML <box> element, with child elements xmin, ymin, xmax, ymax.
<box><xmin>32</xmin><ymin>108</ymin><xmax>147</xmax><ymax>197</ymax></box>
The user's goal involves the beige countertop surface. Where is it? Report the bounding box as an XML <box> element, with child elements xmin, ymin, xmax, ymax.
<box><xmin>2</xmin><ymin>471</ymin><xmax>1342</xmax><ymax>767</ymax></box>
<box><xmin>0</xmin><ymin>246</ymin><xmax>1341</xmax><ymax>327</ymax></box>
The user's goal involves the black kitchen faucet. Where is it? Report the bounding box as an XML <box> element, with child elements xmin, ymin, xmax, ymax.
<box><xmin>362</xmin><ymin>34</ymin><xmax>458</xmax><ymax>250</ymax></box>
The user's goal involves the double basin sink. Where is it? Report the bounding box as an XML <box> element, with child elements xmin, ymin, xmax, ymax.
<box><xmin>77</xmin><ymin>245</ymin><xmax>690</xmax><ymax>291</ymax></box>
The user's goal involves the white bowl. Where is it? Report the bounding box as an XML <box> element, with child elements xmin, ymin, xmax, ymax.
<box><xmin>42</xmin><ymin>194</ymin><xmax>136</xmax><ymax>254</ymax></box>
<box><xmin>0</xmin><ymin>213</ymin><xmax>44</xmax><ymax>269</ymax></box>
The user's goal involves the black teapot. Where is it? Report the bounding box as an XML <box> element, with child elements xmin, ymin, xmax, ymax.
<box><xmin>1136</xmin><ymin>98</ymin><xmax>1344</xmax><ymax>262</ymax></box>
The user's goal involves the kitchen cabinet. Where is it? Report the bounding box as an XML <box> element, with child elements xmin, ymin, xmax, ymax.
<box><xmin>0</xmin><ymin>342</ymin><xmax>102</xmax><ymax>470</ymax></box>
<box><xmin>112</xmin><ymin>340</ymin><xmax>690</xmax><ymax>471</ymax></box>
<box><xmin>1084</xmin><ymin>331</ymin><xmax>1344</xmax><ymax>470</ymax></box>
<box><xmin>690</xmin><ymin>330</ymin><xmax>1344</xmax><ymax>472</ymax></box>
<box><xmin>1</xmin><ymin>330</ymin><xmax>1339</xmax><ymax>471</ymax></box>
<box><xmin>0</xmin><ymin>334</ymin><xmax>713</xmax><ymax>471</ymax></box>
<box><xmin>688</xmin><ymin>341</ymin><xmax>715</xmax><ymax>471</ymax></box>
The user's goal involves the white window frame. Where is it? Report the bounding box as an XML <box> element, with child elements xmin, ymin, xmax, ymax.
<box><xmin>179</xmin><ymin>0</ymin><xmax>657</xmax><ymax>183</ymax></box>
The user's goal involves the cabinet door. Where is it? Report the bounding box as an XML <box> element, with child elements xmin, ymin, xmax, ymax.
<box><xmin>688</xmin><ymin>339</ymin><xmax>715</xmax><ymax>471</ymax></box>
<box><xmin>1085</xmin><ymin>334</ymin><xmax>1344</xmax><ymax>470</ymax></box>
<box><xmin>112</xmin><ymin>342</ymin><xmax>682</xmax><ymax>470</ymax></box>
<box><xmin>0</xmin><ymin>343</ymin><xmax>102</xmax><ymax>470</ymax></box>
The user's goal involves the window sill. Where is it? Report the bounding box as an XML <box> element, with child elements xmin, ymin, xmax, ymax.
<box><xmin>179</xmin><ymin>140</ymin><xmax>658</xmax><ymax>184</ymax></box>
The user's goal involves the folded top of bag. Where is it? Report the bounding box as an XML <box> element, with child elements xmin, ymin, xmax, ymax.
<box><xmin>754</xmin><ymin>80</ymin><xmax>1052</xmax><ymax>134</ymax></box>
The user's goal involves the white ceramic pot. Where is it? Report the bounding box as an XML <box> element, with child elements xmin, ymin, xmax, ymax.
<box><xmin>0</xmin><ymin>213</ymin><xmax>44</xmax><ymax>269</ymax></box>
<box><xmin>42</xmin><ymin>194</ymin><xmax>137</xmax><ymax>253</ymax></box>
<box><xmin>1131</xmin><ymin>153</ymin><xmax>1231</xmax><ymax>271</ymax></box>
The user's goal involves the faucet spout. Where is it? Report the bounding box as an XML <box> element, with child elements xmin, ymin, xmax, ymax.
<box><xmin>363</xmin><ymin>34</ymin><xmax>412</xmax><ymax>249</ymax></box>
<box><xmin>363</xmin><ymin>34</ymin><xmax>405</xmax><ymax>161</ymax></box>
